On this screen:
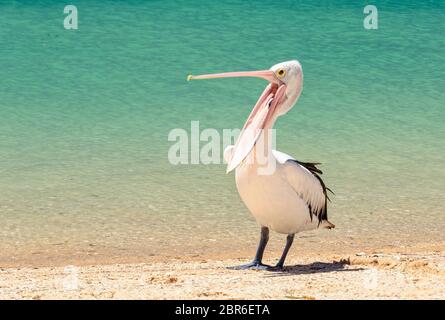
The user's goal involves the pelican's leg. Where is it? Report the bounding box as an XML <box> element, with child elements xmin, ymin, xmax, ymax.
<box><xmin>227</xmin><ymin>226</ymin><xmax>270</xmax><ymax>270</ymax></box>
<box><xmin>268</xmin><ymin>233</ymin><xmax>295</xmax><ymax>271</ymax></box>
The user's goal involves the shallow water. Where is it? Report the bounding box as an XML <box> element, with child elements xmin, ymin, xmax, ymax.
<box><xmin>0</xmin><ymin>1</ymin><xmax>444</xmax><ymax>266</ymax></box>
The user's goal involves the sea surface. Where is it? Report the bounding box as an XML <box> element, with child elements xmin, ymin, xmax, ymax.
<box><xmin>0</xmin><ymin>0</ymin><xmax>444</xmax><ymax>266</ymax></box>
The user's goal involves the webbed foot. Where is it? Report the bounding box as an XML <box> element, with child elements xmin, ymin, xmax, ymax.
<box><xmin>227</xmin><ymin>261</ymin><xmax>271</xmax><ymax>270</ymax></box>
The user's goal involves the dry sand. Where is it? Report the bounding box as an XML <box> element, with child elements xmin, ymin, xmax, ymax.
<box><xmin>1</xmin><ymin>248</ymin><xmax>444</xmax><ymax>299</ymax></box>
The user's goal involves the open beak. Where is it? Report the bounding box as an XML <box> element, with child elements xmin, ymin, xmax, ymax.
<box><xmin>188</xmin><ymin>69</ymin><xmax>286</xmax><ymax>173</ymax></box>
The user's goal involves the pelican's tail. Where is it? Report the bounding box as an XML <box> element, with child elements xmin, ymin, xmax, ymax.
<box><xmin>319</xmin><ymin>220</ymin><xmax>335</xmax><ymax>229</ymax></box>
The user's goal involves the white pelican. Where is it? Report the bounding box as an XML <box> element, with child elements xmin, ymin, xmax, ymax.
<box><xmin>188</xmin><ymin>60</ymin><xmax>334</xmax><ymax>270</ymax></box>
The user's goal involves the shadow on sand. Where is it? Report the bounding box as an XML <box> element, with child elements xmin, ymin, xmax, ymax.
<box><xmin>265</xmin><ymin>260</ymin><xmax>364</xmax><ymax>277</ymax></box>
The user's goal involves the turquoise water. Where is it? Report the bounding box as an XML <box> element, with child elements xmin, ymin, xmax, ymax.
<box><xmin>0</xmin><ymin>1</ymin><xmax>444</xmax><ymax>266</ymax></box>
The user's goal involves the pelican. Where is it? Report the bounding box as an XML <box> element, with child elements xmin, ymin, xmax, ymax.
<box><xmin>188</xmin><ymin>60</ymin><xmax>334</xmax><ymax>270</ymax></box>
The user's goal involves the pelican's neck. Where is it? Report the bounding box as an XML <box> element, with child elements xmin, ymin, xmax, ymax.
<box><xmin>248</xmin><ymin>116</ymin><xmax>278</xmax><ymax>168</ymax></box>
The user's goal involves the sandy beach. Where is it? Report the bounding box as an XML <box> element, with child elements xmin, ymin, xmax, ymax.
<box><xmin>1</xmin><ymin>0</ymin><xmax>444</xmax><ymax>302</ymax></box>
<box><xmin>1</xmin><ymin>245</ymin><xmax>444</xmax><ymax>300</ymax></box>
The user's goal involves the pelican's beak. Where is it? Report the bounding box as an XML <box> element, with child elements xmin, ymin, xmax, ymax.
<box><xmin>188</xmin><ymin>69</ymin><xmax>287</xmax><ymax>173</ymax></box>
<box><xmin>187</xmin><ymin>70</ymin><xmax>280</xmax><ymax>84</ymax></box>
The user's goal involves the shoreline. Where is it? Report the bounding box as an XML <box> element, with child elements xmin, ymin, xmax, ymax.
<box><xmin>1</xmin><ymin>241</ymin><xmax>444</xmax><ymax>269</ymax></box>
<box><xmin>1</xmin><ymin>244</ymin><xmax>444</xmax><ymax>299</ymax></box>
<box><xmin>0</xmin><ymin>234</ymin><xmax>445</xmax><ymax>269</ymax></box>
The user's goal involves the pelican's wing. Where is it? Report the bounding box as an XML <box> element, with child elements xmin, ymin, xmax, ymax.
<box><xmin>272</xmin><ymin>150</ymin><xmax>333</xmax><ymax>227</ymax></box>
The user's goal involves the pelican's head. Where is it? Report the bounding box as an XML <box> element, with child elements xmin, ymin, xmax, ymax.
<box><xmin>268</xmin><ymin>60</ymin><xmax>303</xmax><ymax>116</ymax></box>
<box><xmin>188</xmin><ymin>60</ymin><xmax>304</xmax><ymax>172</ymax></box>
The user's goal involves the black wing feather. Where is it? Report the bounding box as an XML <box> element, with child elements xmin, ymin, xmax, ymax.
<box><xmin>290</xmin><ymin>160</ymin><xmax>332</xmax><ymax>225</ymax></box>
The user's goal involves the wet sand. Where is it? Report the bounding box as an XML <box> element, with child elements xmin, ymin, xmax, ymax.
<box><xmin>1</xmin><ymin>245</ymin><xmax>444</xmax><ymax>299</ymax></box>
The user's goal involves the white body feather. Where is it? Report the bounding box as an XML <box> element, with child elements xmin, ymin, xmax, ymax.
<box><xmin>225</xmin><ymin>146</ymin><xmax>331</xmax><ymax>234</ymax></box>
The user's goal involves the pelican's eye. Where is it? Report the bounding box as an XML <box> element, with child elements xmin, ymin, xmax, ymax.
<box><xmin>276</xmin><ymin>69</ymin><xmax>286</xmax><ymax>78</ymax></box>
